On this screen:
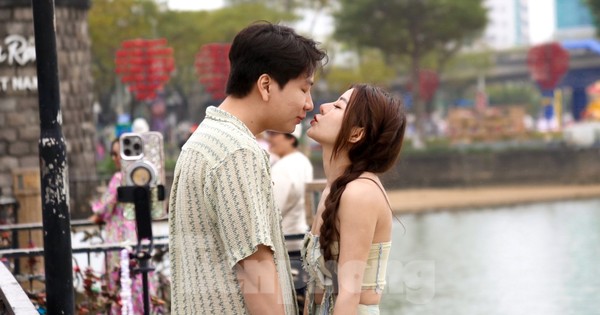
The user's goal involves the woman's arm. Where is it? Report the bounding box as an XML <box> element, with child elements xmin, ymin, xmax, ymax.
<box><xmin>333</xmin><ymin>180</ymin><xmax>379</xmax><ymax>315</ymax></box>
<box><xmin>90</xmin><ymin>172</ymin><xmax>122</xmax><ymax>220</ymax></box>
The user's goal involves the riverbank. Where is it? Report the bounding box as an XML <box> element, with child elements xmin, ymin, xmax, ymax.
<box><xmin>387</xmin><ymin>184</ymin><xmax>600</xmax><ymax>213</ymax></box>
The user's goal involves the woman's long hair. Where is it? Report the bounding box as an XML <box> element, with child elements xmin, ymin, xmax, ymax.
<box><xmin>319</xmin><ymin>84</ymin><xmax>406</xmax><ymax>262</ymax></box>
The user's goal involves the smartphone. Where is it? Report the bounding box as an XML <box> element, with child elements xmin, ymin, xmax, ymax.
<box><xmin>119</xmin><ymin>131</ymin><xmax>166</xmax><ymax>220</ymax></box>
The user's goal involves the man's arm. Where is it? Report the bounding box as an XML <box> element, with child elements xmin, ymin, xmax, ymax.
<box><xmin>236</xmin><ymin>244</ymin><xmax>285</xmax><ymax>315</ymax></box>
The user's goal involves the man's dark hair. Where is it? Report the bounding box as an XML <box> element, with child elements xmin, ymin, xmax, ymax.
<box><xmin>226</xmin><ymin>21</ymin><xmax>327</xmax><ymax>98</ymax></box>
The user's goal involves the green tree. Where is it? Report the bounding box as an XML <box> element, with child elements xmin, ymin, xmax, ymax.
<box><xmin>156</xmin><ymin>3</ymin><xmax>295</xmax><ymax>120</ymax></box>
<box><xmin>89</xmin><ymin>1</ymin><xmax>293</xmax><ymax>122</ymax></box>
<box><xmin>325</xmin><ymin>49</ymin><xmax>396</xmax><ymax>93</ymax></box>
<box><xmin>88</xmin><ymin>0</ymin><xmax>161</xmax><ymax>115</ymax></box>
<box><xmin>333</xmin><ymin>0</ymin><xmax>487</xmax><ymax>145</ymax></box>
<box><xmin>584</xmin><ymin>0</ymin><xmax>600</xmax><ymax>35</ymax></box>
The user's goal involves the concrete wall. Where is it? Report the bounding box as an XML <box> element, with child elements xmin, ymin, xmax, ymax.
<box><xmin>313</xmin><ymin>147</ymin><xmax>600</xmax><ymax>189</ymax></box>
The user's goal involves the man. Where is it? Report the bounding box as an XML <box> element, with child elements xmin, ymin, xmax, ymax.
<box><xmin>168</xmin><ymin>22</ymin><xmax>326</xmax><ymax>314</ymax></box>
<box><xmin>267</xmin><ymin>125</ymin><xmax>313</xmax><ymax>252</ymax></box>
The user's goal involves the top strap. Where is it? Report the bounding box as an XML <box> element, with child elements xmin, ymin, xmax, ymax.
<box><xmin>356</xmin><ymin>177</ymin><xmax>393</xmax><ymax>212</ymax></box>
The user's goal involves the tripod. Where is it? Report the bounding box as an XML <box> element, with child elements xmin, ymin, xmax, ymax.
<box><xmin>118</xmin><ymin>184</ymin><xmax>165</xmax><ymax>315</ymax></box>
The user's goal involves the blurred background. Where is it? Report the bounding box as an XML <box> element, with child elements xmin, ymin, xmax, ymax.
<box><xmin>1</xmin><ymin>0</ymin><xmax>600</xmax><ymax>313</ymax></box>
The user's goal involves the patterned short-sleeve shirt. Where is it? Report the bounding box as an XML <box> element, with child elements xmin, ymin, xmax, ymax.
<box><xmin>168</xmin><ymin>106</ymin><xmax>297</xmax><ymax>314</ymax></box>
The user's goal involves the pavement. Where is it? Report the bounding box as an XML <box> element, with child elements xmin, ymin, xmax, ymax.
<box><xmin>387</xmin><ymin>184</ymin><xmax>600</xmax><ymax>213</ymax></box>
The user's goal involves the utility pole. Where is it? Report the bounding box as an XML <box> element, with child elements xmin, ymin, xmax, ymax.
<box><xmin>31</xmin><ymin>0</ymin><xmax>75</xmax><ymax>313</ymax></box>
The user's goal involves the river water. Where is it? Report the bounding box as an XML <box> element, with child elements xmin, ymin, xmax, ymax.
<box><xmin>380</xmin><ymin>198</ymin><xmax>600</xmax><ymax>315</ymax></box>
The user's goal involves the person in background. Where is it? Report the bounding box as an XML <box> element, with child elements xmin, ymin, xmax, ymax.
<box><xmin>268</xmin><ymin>124</ymin><xmax>313</xmax><ymax>313</ymax></box>
<box><xmin>89</xmin><ymin>139</ymin><xmax>147</xmax><ymax>314</ymax></box>
<box><xmin>268</xmin><ymin>124</ymin><xmax>313</xmax><ymax>251</ymax></box>
<box><xmin>169</xmin><ymin>21</ymin><xmax>327</xmax><ymax>314</ymax></box>
<box><xmin>302</xmin><ymin>84</ymin><xmax>406</xmax><ymax>315</ymax></box>
<box><xmin>257</xmin><ymin>131</ymin><xmax>279</xmax><ymax>165</ymax></box>
<box><xmin>132</xmin><ymin>117</ymin><xmax>150</xmax><ymax>134</ymax></box>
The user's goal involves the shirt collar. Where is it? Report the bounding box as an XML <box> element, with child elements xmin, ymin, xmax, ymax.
<box><xmin>206</xmin><ymin>106</ymin><xmax>256</xmax><ymax>139</ymax></box>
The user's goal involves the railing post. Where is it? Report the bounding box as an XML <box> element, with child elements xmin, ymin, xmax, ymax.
<box><xmin>31</xmin><ymin>0</ymin><xmax>74</xmax><ymax>313</ymax></box>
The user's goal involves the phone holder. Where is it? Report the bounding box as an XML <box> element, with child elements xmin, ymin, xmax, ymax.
<box><xmin>117</xmin><ymin>184</ymin><xmax>165</xmax><ymax>315</ymax></box>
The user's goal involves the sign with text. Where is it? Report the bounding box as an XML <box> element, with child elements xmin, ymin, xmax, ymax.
<box><xmin>0</xmin><ymin>34</ymin><xmax>38</xmax><ymax>93</ymax></box>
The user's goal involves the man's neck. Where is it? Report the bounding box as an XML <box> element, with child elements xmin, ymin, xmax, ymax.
<box><xmin>219</xmin><ymin>95</ymin><xmax>266</xmax><ymax>136</ymax></box>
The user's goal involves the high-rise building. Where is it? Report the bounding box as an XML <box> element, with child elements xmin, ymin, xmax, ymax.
<box><xmin>554</xmin><ymin>0</ymin><xmax>595</xmax><ymax>40</ymax></box>
<box><xmin>480</xmin><ymin>0</ymin><xmax>530</xmax><ymax>50</ymax></box>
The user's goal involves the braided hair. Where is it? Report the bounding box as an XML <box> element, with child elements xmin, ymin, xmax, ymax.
<box><xmin>319</xmin><ymin>84</ymin><xmax>406</xmax><ymax>262</ymax></box>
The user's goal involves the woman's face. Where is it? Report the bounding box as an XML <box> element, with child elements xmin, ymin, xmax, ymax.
<box><xmin>110</xmin><ymin>142</ymin><xmax>121</xmax><ymax>169</ymax></box>
<box><xmin>307</xmin><ymin>88</ymin><xmax>354</xmax><ymax>146</ymax></box>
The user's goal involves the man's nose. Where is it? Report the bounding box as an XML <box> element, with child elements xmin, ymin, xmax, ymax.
<box><xmin>305</xmin><ymin>94</ymin><xmax>314</xmax><ymax>111</ymax></box>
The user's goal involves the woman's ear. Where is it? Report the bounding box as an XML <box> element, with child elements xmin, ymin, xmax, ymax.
<box><xmin>348</xmin><ymin>127</ymin><xmax>365</xmax><ymax>143</ymax></box>
<box><xmin>257</xmin><ymin>74</ymin><xmax>271</xmax><ymax>102</ymax></box>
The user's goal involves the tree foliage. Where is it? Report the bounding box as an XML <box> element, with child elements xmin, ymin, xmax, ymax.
<box><xmin>332</xmin><ymin>0</ymin><xmax>487</xmax><ymax>141</ymax></box>
<box><xmin>88</xmin><ymin>0</ymin><xmax>160</xmax><ymax>106</ymax></box>
<box><xmin>155</xmin><ymin>4</ymin><xmax>294</xmax><ymax>107</ymax></box>
<box><xmin>325</xmin><ymin>49</ymin><xmax>395</xmax><ymax>93</ymax></box>
<box><xmin>88</xmin><ymin>1</ymin><xmax>293</xmax><ymax>121</ymax></box>
<box><xmin>584</xmin><ymin>0</ymin><xmax>600</xmax><ymax>36</ymax></box>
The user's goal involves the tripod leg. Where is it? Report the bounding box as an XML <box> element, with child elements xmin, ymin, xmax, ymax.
<box><xmin>140</xmin><ymin>257</ymin><xmax>151</xmax><ymax>315</ymax></box>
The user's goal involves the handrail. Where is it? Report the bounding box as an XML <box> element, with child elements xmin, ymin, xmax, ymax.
<box><xmin>0</xmin><ymin>263</ymin><xmax>37</xmax><ymax>314</ymax></box>
<box><xmin>0</xmin><ymin>217</ymin><xmax>168</xmax><ymax>232</ymax></box>
<box><xmin>0</xmin><ymin>238</ymin><xmax>170</xmax><ymax>258</ymax></box>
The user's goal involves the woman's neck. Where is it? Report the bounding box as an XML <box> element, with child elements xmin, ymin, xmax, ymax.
<box><xmin>321</xmin><ymin>146</ymin><xmax>351</xmax><ymax>185</ymax></box>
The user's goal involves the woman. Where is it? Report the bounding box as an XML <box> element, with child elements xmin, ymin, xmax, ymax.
<box><xmin>90</xmin><ymin>139</ymin><xmax>146</xmax><ymax>314</ymax></box>
<box><xmin>302</xmin><ymin>84</ymin><xmax>406</xmax><ymax>315</ymax></box>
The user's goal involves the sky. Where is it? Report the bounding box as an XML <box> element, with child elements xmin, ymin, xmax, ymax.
<box><xmin>167</xmin><ymin>0</ymin><xmax>556</xmax><ymax>44</ymax></box>
<box><xmin>167</xmin><ymin>0</ymin><xmax>224</xmax><ymax>11</ymax></box>
<box><xmin>527</xmin><ymin>0</ymin><xmax>554</xmax><ymax>44</ymax></box>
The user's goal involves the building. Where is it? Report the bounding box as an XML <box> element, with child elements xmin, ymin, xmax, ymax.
<box><xmin>554</xmin><ymin>0</ymin><xmax>595</xmax><ymax>40</ymax></box>
<box><xmin>480</xmin><ymin>0</ymin><xmax>530</xmax><ymax>50</ymax></box>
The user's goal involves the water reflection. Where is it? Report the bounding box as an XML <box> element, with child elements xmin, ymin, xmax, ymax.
<box><xmin>382</xmin><ymin>198</ymin><xmax>600</xmax><ymax>315</ymax></box>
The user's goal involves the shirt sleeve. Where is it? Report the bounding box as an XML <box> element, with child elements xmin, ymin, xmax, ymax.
<box><xmin>206</xmin><ymin>148</ymin><xmax>276</xmax><ymax>269</ymax></box>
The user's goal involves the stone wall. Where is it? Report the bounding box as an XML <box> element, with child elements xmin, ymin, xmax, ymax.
<box><xmin>0</xmin><ymin>1</ymin><xmax>96</xmax><ymax>217</ymax></box>
<box><xmin>312</xmin><ymin>147</ymin><xmax>600</xmax><ymax>188</ymax></box>
<box><xmin>385</xmin><ymin>147</ymin><xmax>600</xmax><ymax>188</ymax></box>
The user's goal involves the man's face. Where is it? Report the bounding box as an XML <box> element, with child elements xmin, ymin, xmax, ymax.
<box><xmin>265</xmin><ymin>74</ymin><xmax>315</xmax><ymax>133</ymax></box>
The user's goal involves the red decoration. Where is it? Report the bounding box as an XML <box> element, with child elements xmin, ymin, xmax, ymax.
<box><xmin>195</xmin><ymin>43</ymin><xmax>231</xmax><ymax>100</ymax></box>
<box><xmin>115</xmin><ymin>38</ymin><xmax>175</xmax><ymax>101</ymax></box>
<box><xmin>527</xmin><ymin>43</ymin><xmax>569</xmax><ymax>90</ymax></box>
<box><xmin>407</xmin><ymin>69</ymin><xmax>440</xmax><ymax>102</ymax></box>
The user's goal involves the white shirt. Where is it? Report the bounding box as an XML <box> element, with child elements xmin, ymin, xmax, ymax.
<box><xmin>271</xmin><ymin>151</ymin><xmax>313</xmax><ymax>251</ymax></box>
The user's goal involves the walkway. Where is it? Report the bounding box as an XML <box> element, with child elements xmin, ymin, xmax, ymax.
<box><xmin>388</xmin><ymin>184</ymin><xmax>600</xmax><ymax>213</ymax></box>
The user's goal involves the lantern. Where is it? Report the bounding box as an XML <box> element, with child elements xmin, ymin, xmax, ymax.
<box><xmin>115</xmin><ymin>38</ymin><xmax>175</xmax><ymax>101</ymax></box>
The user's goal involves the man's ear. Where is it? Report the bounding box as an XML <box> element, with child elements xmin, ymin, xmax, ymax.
<box><xmin>257</xmin><ymin>74</ymin><xmax>271</xmax><ymax>102</ymax></box>
<box><xmin>349</xmin><ymin>127</ymin><xmax>365</xmax><ymax>143</ymax></box>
